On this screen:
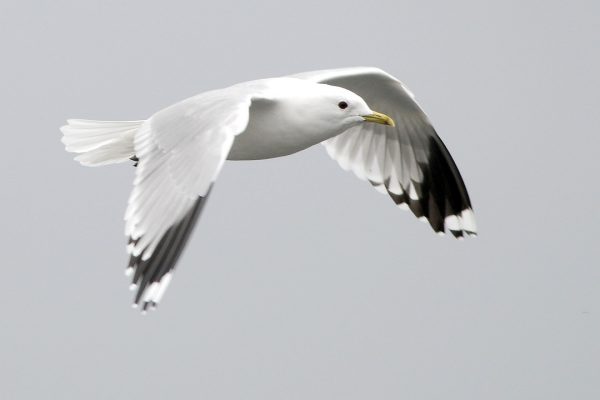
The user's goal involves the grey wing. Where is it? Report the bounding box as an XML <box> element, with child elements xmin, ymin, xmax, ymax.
<box><xmin>291</xmin><ymin>67</ymin><xmax>476</xmax><ymax>238</ymax></box>
<box><xmin>125</xmin><ymin>90</ymin><xmax>255</xmax><ymax>311</ymax></box>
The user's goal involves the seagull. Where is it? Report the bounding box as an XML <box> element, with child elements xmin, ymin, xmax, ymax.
<box><xmin>61</xmin><ymin>67</ymin><xmax>476</xmax><ymax>312</ymax></box>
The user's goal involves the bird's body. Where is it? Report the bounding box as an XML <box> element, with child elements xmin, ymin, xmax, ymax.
<box><xmin>61</xmin><ymin>67</ymin><xmax>476</xmax><ymax>312</ymax></box>
<box><xmin>227</xmin><ymin>81</ymin><xmax>351</xmax><ymax>160</ymax></box>
<box><xmin>150</xmin><ymin>77</ymin><xmax>376</xmax><ymax>161</ymax></box>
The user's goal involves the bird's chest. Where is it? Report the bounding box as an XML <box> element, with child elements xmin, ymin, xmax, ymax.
<box><xmin>227</xmin><ymin>100</ymin><xmax>342</xmax><ymax>160</ymax></box>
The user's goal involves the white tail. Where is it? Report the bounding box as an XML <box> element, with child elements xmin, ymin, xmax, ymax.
<box><xmin>61</xmin><ymin>119</ymin><xmax>144</xmax><ymax>166</ymax></box>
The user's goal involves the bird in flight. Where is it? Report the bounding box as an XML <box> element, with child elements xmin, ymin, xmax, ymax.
<box><xmin>61</xmin><ymin>67</ymin><xmax>476</xmax><ymax>312</ymax></box>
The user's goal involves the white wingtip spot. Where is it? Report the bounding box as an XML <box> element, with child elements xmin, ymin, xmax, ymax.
<box><xmin>397</xmin><ymin>203</ymin><xmax>409</xmax><ymax>211</ymax></box>
<box><xmin>444</xmin><ymin>215</ymin><xmax>461</xmax><ymax>231</ymax></box>
<box><xmin>125</xmin><ymin>267</ymin><xmax>134</xmax><ymax>277</ymax></box>
<box><xmin>131</xmin><ymin>246</ymin><xmax>143</xmax><ymax>257</ymax></box>
<box><xmin>460</xmin><ymin>209</ymin><xmax>477</xmax><ymax>233</ymax></box>
<box><xmin>142</xmin><ymin>282</ymin><xmax>159</xmax><ymax>303</ymax></box>
<box><xmin>129</xmin><ymin>283</ymin><xmax>138</xmax><ymax>291</ymax></box>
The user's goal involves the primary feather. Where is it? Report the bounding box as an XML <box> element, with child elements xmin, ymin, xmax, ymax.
<box><xmin>292</xmin><ymin>67</ymin><xmax>476</xmax><ymax>237</ymax></box>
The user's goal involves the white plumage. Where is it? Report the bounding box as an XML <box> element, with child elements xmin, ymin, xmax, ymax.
<box><xmin>61</xmin><ymin>67</ymin><xmax>476</xmax><ymax>312</ymax></box>
<box><xmin>61</xmin><ymin>119</ymin><xmax>142</xmax><ymax>166</ymax></box>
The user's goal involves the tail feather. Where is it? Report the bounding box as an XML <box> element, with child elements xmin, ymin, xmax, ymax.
<box><xmin>61</xmin><ymin>119</ymin><xmax>144</xmax><ymax>166</ymax></box>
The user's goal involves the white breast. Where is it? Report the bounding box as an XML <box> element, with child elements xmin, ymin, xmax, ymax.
<box><xmin>228</xmin><ymin>97</ymin><xmax>344</xmax><ymax>160</ymax></box>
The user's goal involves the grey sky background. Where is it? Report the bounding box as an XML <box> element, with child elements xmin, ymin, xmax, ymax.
<box><xmin>1</xmin><ymin>1</ymin><xmax>599</xmax><ymax>399</ymax></box>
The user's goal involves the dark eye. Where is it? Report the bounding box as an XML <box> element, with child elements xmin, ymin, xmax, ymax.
<box><xmin>338</xmin><ymin>101</ymin><xmax>348</xmax><ymax>109</ymax></box>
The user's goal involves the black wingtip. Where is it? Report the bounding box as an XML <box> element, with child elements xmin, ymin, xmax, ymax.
<box><xmin>126</xmin><ymin>192</ymin><xmax>210</xmax><ymax>311</ymax></box>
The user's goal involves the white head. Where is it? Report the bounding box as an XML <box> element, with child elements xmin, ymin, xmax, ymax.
<box><xmin>273</xmin><ymin>79</ymin><xmax>395</xmax><ymax>138</ymax></box>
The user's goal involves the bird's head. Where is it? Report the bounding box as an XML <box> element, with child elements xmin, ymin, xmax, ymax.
<box><xmin>273</xmin><ymin>79</ymin><xmax>395</xmax><ymax>137</ymax></box>
<box><xmin>308</xmin><ymin>83</ymin><xmax>395</xmax><ymax>131</ymax></box>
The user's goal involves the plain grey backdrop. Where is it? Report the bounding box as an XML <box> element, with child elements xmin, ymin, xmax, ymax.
<box><xmin>1</xmin><ymin>0</ymin><xmax>598</xmax><ymax>399</ymax></box>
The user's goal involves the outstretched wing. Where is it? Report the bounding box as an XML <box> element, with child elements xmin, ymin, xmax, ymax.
<box><xmin>125</xmin><ymin>89</ymin><xmax>255</xmax><ymax>311</ymax></box>
<box><xmin>291</xmin><ymin>67</ymin><xmax>476</xmax><ymax>238</ymax></box>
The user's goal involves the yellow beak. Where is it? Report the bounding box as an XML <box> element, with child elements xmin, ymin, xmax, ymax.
<box><xmin>362</xmin><ymin>111</ymin><xmax>395</xmax><ymax>127</ymax></box>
